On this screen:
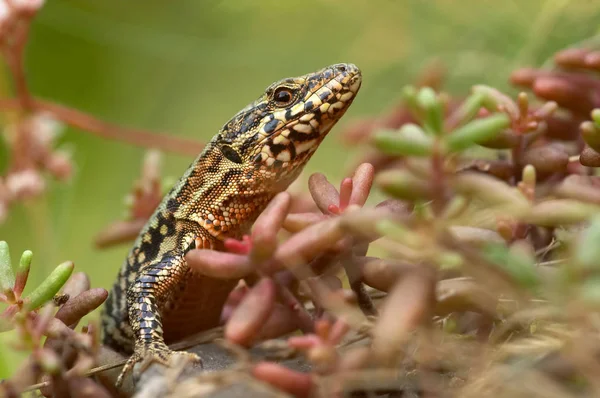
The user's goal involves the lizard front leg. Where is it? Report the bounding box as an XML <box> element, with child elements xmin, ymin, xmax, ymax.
<box><xmin>116</xmin><ymin>254</ymin><xmax>201</xmax><ymax>387</ymax></box>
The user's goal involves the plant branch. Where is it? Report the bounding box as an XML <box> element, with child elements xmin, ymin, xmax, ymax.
<box><xmin>0</xmin><ymin>96</ymin><xmax>205</xmax><ymax>156</ymax></box>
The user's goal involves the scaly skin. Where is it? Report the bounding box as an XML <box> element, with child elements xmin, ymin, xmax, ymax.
<box><xmin>101</xmin><ymin>63</ymin><xmax>362</xmax><ymax>386</ymax></box>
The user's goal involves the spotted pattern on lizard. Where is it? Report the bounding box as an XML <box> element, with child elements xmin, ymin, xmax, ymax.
<box><xmin>101</xmin><ymin>63</ymin><xmax>362</xmax><ymax>386</ymax></box>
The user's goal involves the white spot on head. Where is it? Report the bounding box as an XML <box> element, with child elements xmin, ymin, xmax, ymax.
<box><xmin>290</xmin><ymin>102</ymin><xmax>304</xmax><ymax>117</ymax></box>
<box><xmin>276</xmin><ymin>150</ymin><xmax>291</xmax><ymax>162</ymax></box>
<box><xmin>273</xmin><ymin>110</ymin><xmax>287</xmax><ymax>122</ymax></box>
<box><xmin>350</xmin><ymin>78</ymin><xmax>361</xmax><ymax>93</ymax></box>
<box><xmin>273</xmin><ymin>135</ymin><xmax>290</xmax><ymax>145</ymax></box>
<box><xmin>307</xmin><ymin>93</ymin><xmax>322</xmax><ymax>108</ymax></box>
<box><xmin>315</xmin><ymin>86</ymin><xmax>333</xmax><ymax>102</ymax></box>
<box><xmin>329</xmin><ymin>80</ymin><xmax>343</xmax><ymax>92</ymax></box>
<box><xmin>293</xmin><ymin>123</ymin><xmax>312</xmax><ymax>134</ymax></box>
<box><xmin>295</xmin><ymin>139</ymin><xmax>316</xmax><ymax>155</ymax></box>
<box><xmin>300</xmin><ymin>113</ymin><xmax>314</xmax><ymax>122</ymax></box>
<box><xmin>262</xmin><ymin>146</ymin><xmax>274</xmax><ymax>157</ymax></box>
<box><xmin>320</xmin><ymin>120</ymin><xmax>335</xmax><ymax>132</ymax></box>
<box><xmin>329</xmin><ymin>102</ymin><xmax>344</xmax><ymax>113</ymax></box>
<box><xmin>340</xmin><ymin>92</ymin><xmax>354</xmax><ymax>102</ymax></box>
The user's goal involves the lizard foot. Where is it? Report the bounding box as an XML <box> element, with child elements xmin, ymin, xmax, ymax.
<box><xmin>115</xmin><ymin>346</ymin><xmax>201</xmax><ymax>388</ymax></box>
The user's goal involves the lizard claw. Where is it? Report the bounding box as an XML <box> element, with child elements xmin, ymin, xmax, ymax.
<box><xmin>115</xmin><ymin>347</ymin><xmax>201</xmax><ymax>388</ymax></box>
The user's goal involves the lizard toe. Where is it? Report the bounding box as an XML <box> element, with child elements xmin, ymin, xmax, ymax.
<box><xmin>115</xmin><ymin>347</ymin><xmax>201</xmax><ymax>388</ymax></box>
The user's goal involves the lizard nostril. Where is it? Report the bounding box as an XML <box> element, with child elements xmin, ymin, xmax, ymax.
<box><xmin>338</xmin><ymin>65</ymin><xmax>346</xmax><ymax>72</ymax></box>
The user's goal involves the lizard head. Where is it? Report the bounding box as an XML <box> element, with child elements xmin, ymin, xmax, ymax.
<box><xmin>216</xmin><ymin>63</ymin><xmax>362</xmax><ymax>190</ymax></box>
<box><xmin>173</xmin><ymin>64</ymin><xmax>361</xmax><ymax>239</ymax></box>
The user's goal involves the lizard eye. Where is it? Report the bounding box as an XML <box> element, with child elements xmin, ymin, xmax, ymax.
<box><xmin>221</xmin><ymin>145</ymin><xmax>243</xmax><ymax>164</ymax></box>
<box><xmin>273</xmin><ymin>87</ymin><xmax>294</xmax><ymax>106</ymax></box>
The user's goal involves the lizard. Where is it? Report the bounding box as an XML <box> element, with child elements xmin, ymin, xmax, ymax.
<box><xmin>100</xmin><ymin>63</ymin><xmax>362</xmax><ymax>387</ymax></box>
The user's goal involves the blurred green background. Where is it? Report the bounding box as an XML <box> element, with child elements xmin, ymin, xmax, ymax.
<box><xmin>0</xmin><ymin>0</ymin><xmax>599</xmax><ymax>376</ymax></box>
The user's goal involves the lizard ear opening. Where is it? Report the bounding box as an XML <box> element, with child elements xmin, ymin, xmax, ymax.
<box><xmin>221</xmin><ymin>145</ymin><xmax>243</xmax><ymax>164</ymax></box>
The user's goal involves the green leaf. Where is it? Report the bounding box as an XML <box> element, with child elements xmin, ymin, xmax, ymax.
<box><xmin>374</xmin><ymin>124</ymin><xmax>434</xmax><ymax>157</ymax></box>
<box><xmin>446</xmin><ymin>113</ymin><xmax>511</xmax><ymax>152</ymax></box>
<box><xmin>524</xmin><ymin>200</ymin><xmax>600</xmax><ymax>227</ymax></box>
<box><xmin>477</xmin><ymin>129</ymin><xmax>520</xmax><ymax>149</ymax></box>
<box><xmin>471</xmin><ymin>85</ymin><xmax>518</xmax><ymax>117</ymax></box>
<box><xmin>482</xmin><ymin>243</ymin><xmax>539</xmax><ymax>291</ymax></box>
<box><xmin>13</xmin><ymin>250</ymin><xmax>32</xmax><ymax>296</ymax></box>
<box><xmin>574</xmin><ymin>215</ymin><xmax>600</xmax><ymax>270</ymax></box>
<box><xmin>416</xmin><ymin>87</ymin><xmax>444</xmax><ymax>134</ymax></box>
<box><xmin>23</xmin><ymin>261</ymin><xmax>74</xmax><ymax>310</ymax></box>
<box><xmin>452</xmin><ymin>173</ymin><xmax>530</xmax><ymax>209</ymax></box>
<box><xmin>436</xmin><ymin>251</ymin><xmax>464</xmax><ymax>270</ymax></box>
<box><xmin>592</xmin><ymin>108</ymin><xmax>600</xmax><ymax>126</ymax></box>
<box><xmin>401</xmin><ymin>85</ymin><xmax>418</xmax><ymax>111</ymax></box>
<box><xmin>376</xmin><ymin>219</ymin><xmax>423</xmax><ymax>247</ymax></box>
<box><xmin>451</xmin><ymin>92</ymin><xmax>485</xmax><ymax>127</ymax></box>
<box><xmin>0</xmin><ymin>241</ymin><xmax>14</xmax><ymax>292</ymax></box>
<box><xmin>521</xmin><ymin>165</ymin><xmax>536</xmax><ymax>188</ymax></box>
<box><xmin>441</xmin><ymin>195</ymin><xmax>469</xmax><ymax>219</ymax></box>
<box><xmin>377</xmin><ymin>169</ymin><xmax>432</xmax><ymax>201</ymax></box>
<box><xmin>581</xmin><ymin>121</ymin><xmax>600</xmax><ymax>153</ymax></box>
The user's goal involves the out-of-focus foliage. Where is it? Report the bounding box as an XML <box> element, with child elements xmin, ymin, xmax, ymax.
<box><xmin>0</xmin><ymin>1</ymin><xmax>598</xmax><ymax>291</ymax></box>
<box><xmin>1</xmin><ymin>0</ymin><xmax>600</xmax><ymax>390</ymax></box>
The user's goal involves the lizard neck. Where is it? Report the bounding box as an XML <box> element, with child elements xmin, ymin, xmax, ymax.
<box><xmin>168</xmin><ymin>142</ymin><xmax>292</xmax><ymax>242</ymax></box>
